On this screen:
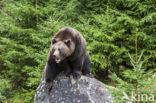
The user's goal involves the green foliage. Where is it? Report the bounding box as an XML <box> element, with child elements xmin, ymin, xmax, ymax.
<box><xmin>0</xmin><ymin>78</ymin><xmax>12</xmax><ymax>102</ymax></box>
<box><xmin>0</xmin><ymin>0</ymin><xmax>155</xmax><ymax>102</ymax></box>
<box><xmin>109</xmin><ymin>52</ymin><xmax>156</xmax><ymax>102</ymax></box>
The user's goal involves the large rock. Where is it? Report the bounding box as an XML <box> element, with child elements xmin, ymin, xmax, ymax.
<box><xmin>34</xmin><ymin>72</ymin><xmax>113</xmax><ymax>103</ymax></box>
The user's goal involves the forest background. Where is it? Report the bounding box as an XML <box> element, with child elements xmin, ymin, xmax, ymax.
<box><xmin>0</xmin><ymin>0</ymin><xmax>155</xmax><ymax>102</ymax></box>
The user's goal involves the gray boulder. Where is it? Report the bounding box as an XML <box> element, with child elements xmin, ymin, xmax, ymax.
<box><xmin>34</xmin><ymin>73</ymin><xmax>113</xmax><ymax>103</ymax></box>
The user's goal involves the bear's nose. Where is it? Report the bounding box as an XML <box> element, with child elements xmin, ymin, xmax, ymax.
<box><xmin>52</xmin><ymin>54</ymin><xmax>56</xmax><ymax>58</ymax></box>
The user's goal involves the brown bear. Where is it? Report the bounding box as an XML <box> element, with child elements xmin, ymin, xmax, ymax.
<box><xmin>45</xmin><ymin>27</ymin><xmax>93</xmax><ymax>83</ymax></box>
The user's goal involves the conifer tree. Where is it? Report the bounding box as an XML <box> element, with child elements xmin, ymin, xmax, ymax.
<box><xmin>0</xmin><ymin>0</ymin><xmax>155</xmax><ymax>102</ymax></box>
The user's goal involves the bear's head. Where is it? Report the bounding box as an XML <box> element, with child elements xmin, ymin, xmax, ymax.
<box><xmin>49</xmin><ymin>27</ymin><xmax>82</xmax><ymax>64</ymax></box>
<box><xmin>51</xmin><ymin>38</ymin><xmax>76</xmax><ymax>63</ymax></box>
<box><xmin>51</xmin><ymin>37</ymin><xmax>76</xmax><ymax>64</ymax></box>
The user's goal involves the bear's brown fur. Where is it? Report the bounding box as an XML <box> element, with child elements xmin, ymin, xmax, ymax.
<box><xmin>45</xmin><ymin>27</ymin><xmax>93</xmax><ymax>83</ymax></box>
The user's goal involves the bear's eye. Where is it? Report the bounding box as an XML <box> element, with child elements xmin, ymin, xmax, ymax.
<box><xmin>65</xmin><ymin>39</ymin><xmax>71</xmax><ymax>45</ymax></box>
<box><xmin>52</xmin><ymin>39</ymin><xmax>56</xmax><ymax>44</ymax></box>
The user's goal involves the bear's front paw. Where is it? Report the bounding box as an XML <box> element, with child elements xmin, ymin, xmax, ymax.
<box><xmin>84</xmin><ymin>73</ymin><xmax>94</xmax><ymax>78</ymax></box>
<box><xmin>72</xmin><ymin>73</ymin><xmax>81</xmax><ymax>79</ymax></box>
<box><xmin>45</xmin><ymin>82</ymin><xmax>53</xmax><ymax>91</ymax></box>
<box><xmin>64</xmin><ymin>69</ymin><xmax>72</xmax><ymax>77</ymax></box>
<box><xmin>65</xmin><ymin>72</ymin><xmax>72</xmax><ymax>77</ymax></box>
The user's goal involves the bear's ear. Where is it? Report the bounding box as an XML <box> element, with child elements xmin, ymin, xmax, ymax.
<box><xmin>52</xmin><ymin>39</ymin><xmax>57</xmax><ymax>44</ymax></box>
<box><xmin>65</xmin><ymin>39</ymin><xmax>71</xmax><ymax>46</ymax></box>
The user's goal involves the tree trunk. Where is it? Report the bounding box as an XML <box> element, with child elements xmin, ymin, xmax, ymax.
<box><xmin>34</xmin><ymin>0</ymin><xmax>38</xmax><ymax>26</ymax></box>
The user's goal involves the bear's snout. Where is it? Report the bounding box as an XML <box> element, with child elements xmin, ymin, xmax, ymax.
<box><xmin>53</xmin><ymin>50</ymin><xmax>59</xmax><ymax>58</ymax></box>
<box><xmin>53</xmin><ymin>50</ymin><xmax>61</xmax><ymax>63</ymax></box>
<box><xmin>52</xmin><ymin>54</ymin><xmax>56</xmax><ymax>58</ymax></box>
